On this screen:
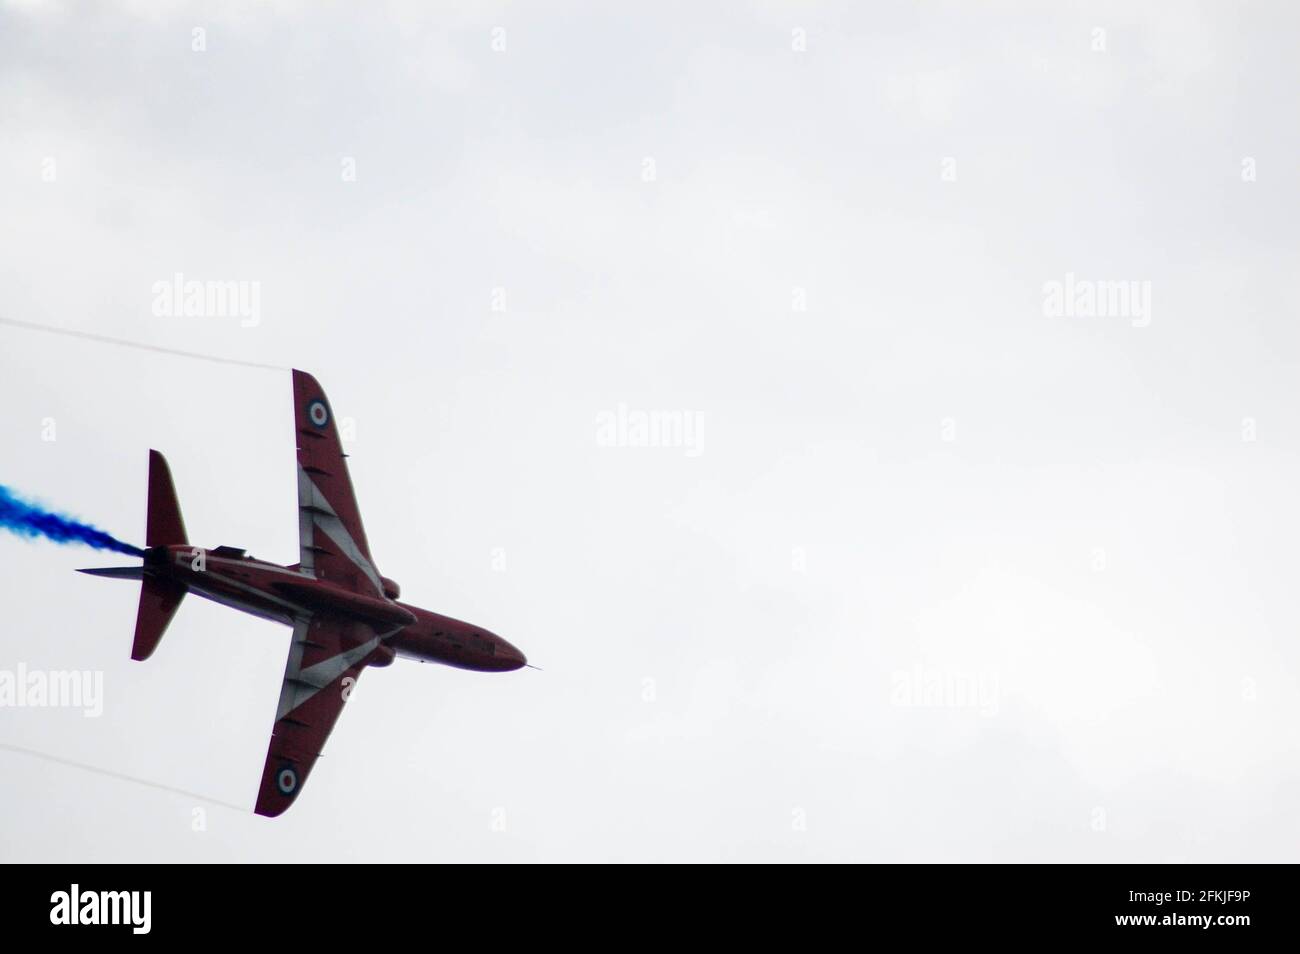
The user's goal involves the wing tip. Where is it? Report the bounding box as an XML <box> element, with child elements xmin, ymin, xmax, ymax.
<box><xmin>255</xmin><ymin>760</ymin><xmax>303</xmax><ymax>818</ymax></box>
<box><xmin>292</xmin><ymin>368</ymin><xmax>322</xmax><ymax>391</ymax></box>
<box><xmin>253</xmin><ymin>799</ymin><xmax>291</xmax><ymax>819</ymax></box>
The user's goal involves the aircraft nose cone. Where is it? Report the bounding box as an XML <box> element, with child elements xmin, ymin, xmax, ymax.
<box><xmin>497</xmin><ymin>638</ymin><xmax>526</xmax><ymax>671</ymax></box>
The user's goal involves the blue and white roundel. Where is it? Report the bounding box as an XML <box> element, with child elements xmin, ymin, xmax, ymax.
<box><xmin>276</xmin><ymin>766</ymin><xmax>298</xmax><ymax>795</ymax></box>
<box><xmin>307</xmin><ymin>399</ymin><xmax>330</xmax><ymax>428</ymax></box>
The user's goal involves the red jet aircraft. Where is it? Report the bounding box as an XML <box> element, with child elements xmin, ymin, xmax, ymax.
<box><xmin>79</xmin><ymin>370</ymin><xmax>526</xmax><ymax>816</ymax></box>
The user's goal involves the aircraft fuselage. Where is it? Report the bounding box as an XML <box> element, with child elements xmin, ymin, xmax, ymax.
<box><xmin>152</xmin><ymin>545</ymin><xmax>525</xmax><ymax>673</ymax></box>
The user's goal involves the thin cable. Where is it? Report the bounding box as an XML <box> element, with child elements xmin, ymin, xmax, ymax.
<box><xmin>0</xmin><ymin>740</ymin><xmax>248</xmax><ymax>813</ymax></box>
<box><xmin>0</xmin><ymin>316</ymin><xmax>287</xmax><ymax>371</ymax></box>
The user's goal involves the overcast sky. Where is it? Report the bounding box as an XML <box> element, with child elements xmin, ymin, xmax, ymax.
<box><xmin>2</xmin><ymin>0</ymin><xmax>1298</xmax><ymax>862</ymax></box>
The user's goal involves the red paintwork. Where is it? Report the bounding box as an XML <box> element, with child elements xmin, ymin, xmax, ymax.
<box><xmin>152</xmin><ymin>545</ymin><xmax>526</xmax><ymax>671</ymax></box>
<box><xmin>130</xmin><ymin>571</ymin><xmax>185</xmax><ymax>661</ymax></box>
<box><xmin>85</xmin><ymin>370</ymin><xmax>526</xmax><ymax>818</ymax></box>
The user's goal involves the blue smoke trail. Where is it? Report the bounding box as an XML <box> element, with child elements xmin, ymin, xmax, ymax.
<box><xmin>0</xmin><ymin>484</ymin><xmax>144</xmax><ymax>557</ymax></box>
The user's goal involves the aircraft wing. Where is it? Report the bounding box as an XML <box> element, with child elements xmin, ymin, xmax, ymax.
<box><xmin>254</xmin><ymin>615</ymin><xmax>398</xmax><ymax>817</ymax></box>
<box><xmin>292</xmin><ymin>369</ymin><xmax>384</xmax><ymax>597</ymax></box>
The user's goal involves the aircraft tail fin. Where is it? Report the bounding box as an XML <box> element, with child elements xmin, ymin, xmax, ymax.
<box><xmin>134</xmin><ymin>450</ymin><xmax>188</xmax><ymax>660</ymax></box>
<box><xmin>146</xmin><ymin>449</ymin><xmax>187</xmax><ymax>547</ymax></box>
<box><xmin>76</xmin><ymin>565</ymin><xmax>146</xmax><ymax>580</ymax></box>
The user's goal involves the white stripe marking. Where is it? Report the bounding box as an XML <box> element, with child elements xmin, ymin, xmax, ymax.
<box><xmin>296</xmin><ymin>464</ymin><xmax>383</xmax><ymax>596</ymax></box>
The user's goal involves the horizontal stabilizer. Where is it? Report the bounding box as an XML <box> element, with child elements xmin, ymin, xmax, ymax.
<box><xmin>132</xmin><ymin>575</ymin><xmax>187</xmax><ymax>661</ymax></box>
<box><xmin>147</xmin><ymin>449</ymin><xmax>187</xmax><ymax>547</ymax></box>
